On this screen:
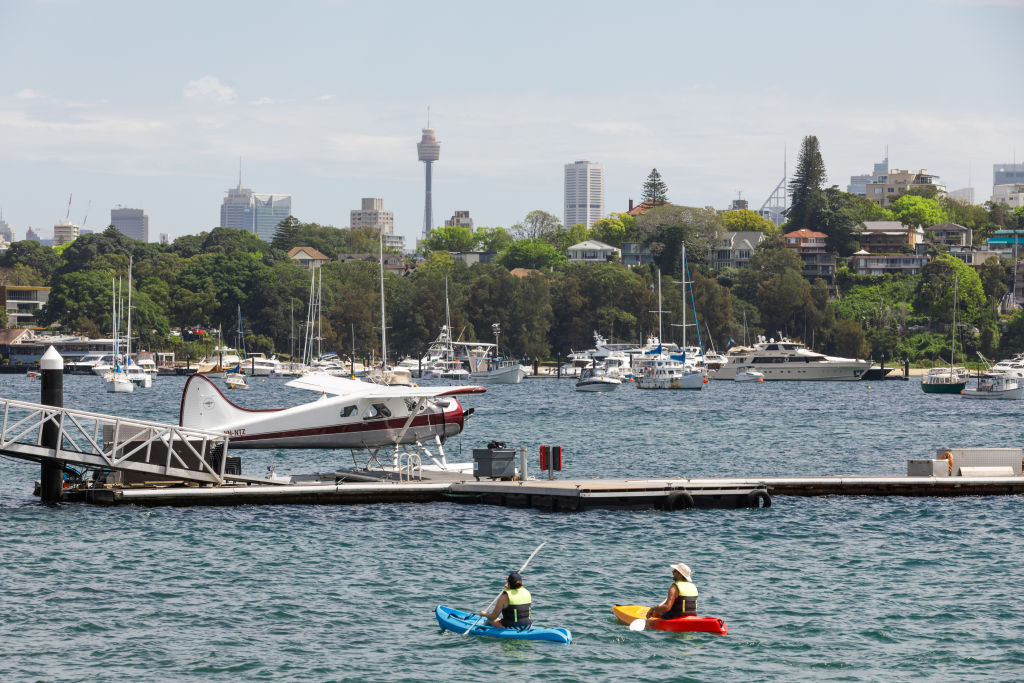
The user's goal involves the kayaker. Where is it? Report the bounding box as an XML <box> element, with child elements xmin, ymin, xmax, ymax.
<box><xmin>479</xmin><ymin>572</ymin><xmax>532</xmax><ymax>629</ymax></box>
<box><xmin>647</xmin><ymin>562</ymin><xmax>698</xmax><ymax>619</ymax></box>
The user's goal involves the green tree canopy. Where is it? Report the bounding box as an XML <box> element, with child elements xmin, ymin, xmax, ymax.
<box><xmin>497</xmin><ymin>238</ymin><xmax>567</xmax><ymax>270</ymax></box>
<box><xmin>0</xmin><ymin>240</ymin><xmax>63</xmax><ymax>281</ymax></box>
<box><xmin>914</xmin><ymin>254</ymin><xmax>986</xmax><ymax>327</ymax></box>
<box><xmin>511</xmin><ymin>210</ymin><xmax>562</xmax><ymax>241</ymax></box>
<box><xmin>422</xmin><ymin>225</ymin><xmax>477</xmax><ymax>254</ymax></box>
<box><xmin>721</xmin><ymin>209</ymin><xmax>780</xmax><ymax>235</ymax></box>
<box><xmin>892</xmin><ymin>194</ymin><xmax>950</xmax><ymax>228</ymax></box>
<box><xmin>475</xmin><ymin>226</ymin><xmax>513</xmax><ymax>253</ymax></box>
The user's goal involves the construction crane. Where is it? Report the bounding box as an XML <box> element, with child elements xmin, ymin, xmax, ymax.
<box><xmin>64</xmin><ymin>193</ymin><xmax>72</xmax><ymax>222</ymax></box>
<box><xmin>81</xmin><ymin>200</ymin><xmax>91</xmax><ymax>229</ymax></box>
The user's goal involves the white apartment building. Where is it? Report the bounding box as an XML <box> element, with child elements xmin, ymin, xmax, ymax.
<box><xmin>564</xmin><ymin>160</ymin><xmax>604</xmax><ymax>230</ymax></box>
<box><xmin>351</xmin><ymin>198</ymin><xmax>404</xmax><ymax>250</ymax></box>
<box><xmin>53</xmin><ymin>220</ymin><xmax>79</xmax><ymax>246</ymax></box>
<box><xmin>991</xmin><ymin>184</ymin><xmax>1024</xmax><ymax>209</ymax></box>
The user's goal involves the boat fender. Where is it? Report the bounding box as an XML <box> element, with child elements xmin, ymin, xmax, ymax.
<box><xmin>663</xmin><ymin>491</ymin><xmax>694</xmax><ymax>511</ymax></box>
<box><xmin>745</xmin><ymin>490</ymin><xmax>771</xmax><ymax>508</ymax></box>
<box><xmin>939</xmin><ymin>450</ymin><xmax>953</xmax><ymax>476</ymax></box>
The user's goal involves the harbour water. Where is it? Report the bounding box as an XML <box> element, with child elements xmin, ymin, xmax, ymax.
<box><xmin>1</xmin><ymin>374</ymin><xmax>1023</xmax><ymax>681</ymax></box>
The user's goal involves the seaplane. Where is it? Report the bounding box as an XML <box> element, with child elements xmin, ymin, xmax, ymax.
<box><xmin>179</xmin><ymin>373</ymin><xmax>485</xmax><ymax>474</ymax></box>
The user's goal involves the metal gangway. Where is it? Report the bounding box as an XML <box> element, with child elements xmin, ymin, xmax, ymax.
<box><xmin>0</xmin><ymin>397</ymin><xmax>232</xmax><ymax>485</ymax></box>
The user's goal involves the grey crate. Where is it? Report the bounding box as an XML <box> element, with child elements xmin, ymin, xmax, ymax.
<box><xmin>907</xmin><ymin>459</ymin><xmax>949</xmax><ymax>477</ymax></box>
<box><xmin>472</xmin><ymin>448</ymin><xmax>516</xmax><ymax>480</ymax></box>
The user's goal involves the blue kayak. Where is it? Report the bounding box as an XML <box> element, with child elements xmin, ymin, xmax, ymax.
<box><xmin>435</xmin><ymin>605</ymin><xmax>572</xmax><ymax>643</ymax></box>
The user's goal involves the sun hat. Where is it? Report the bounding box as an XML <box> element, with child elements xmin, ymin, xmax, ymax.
<box><xmin>670</xmin><ymin>563</ymin><xmax>692</xmax><ymax>581</ymax></box>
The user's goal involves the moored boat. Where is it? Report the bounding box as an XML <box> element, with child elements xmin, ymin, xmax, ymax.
<box><xmin>575</xmin><ymin>367</ymin><xmax>621</xmax><ymax>392</ymax></box>
<box><xmin>714</xmin><ymin>337</ymin><xmax>868</xmax><ymax>381</ymax></box>
<box><xmin>960</xmin><ymin>372</ymin><xmax>1024</xmax><ymax>400</ymax></box>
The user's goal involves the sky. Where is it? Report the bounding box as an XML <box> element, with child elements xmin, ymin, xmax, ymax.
<box><xmin>0</xmin><ymin>0</ymin><xmax>1022</xmax><ymax>245</ymax></box>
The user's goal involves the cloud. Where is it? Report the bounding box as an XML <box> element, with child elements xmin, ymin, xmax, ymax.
<box><xmin>15</xmin><ymin>89</ymin><xmax>45</xmax><ymax>100</ymax></box>
<box><xmin>183</xmin><ymin>76</ymin><xmax>237</xmax><ymax>103</ymax></box>
<box><xmin>249</xmin><ymin>97</ymin><xmax>283</xmax><ymax>106</ymax></box>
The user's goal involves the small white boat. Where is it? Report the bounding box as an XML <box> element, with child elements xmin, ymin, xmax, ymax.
<box><xmin>104</xmin><ymin>370</ymin><xmax>134</xmax><ymax>393</ymax></box>
<box><xmin>734</xmin><ymin>365</ymin><xmax>764</xmax><ymax>383</ymax></box>
<box><xmin>575</xmin><ymin>367</ymin><xmax>621</xmax><ymax>392</ymax></box>
<box><xmin>961</xmin><ymin>372</ymin><xmax>1024</xmax><ymax>400</ymax></box>
<box><xmin>224</xmin><ymin>372</ymin><xmax>250</xmax><ymax>390</ymax></box>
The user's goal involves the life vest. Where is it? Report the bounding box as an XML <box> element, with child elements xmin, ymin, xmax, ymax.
<box><xmin>501</xmin><ymin>586</ymin><xmax>532</xmax><ymax>628</ymax></box>
<box><xmin>662</xmin><ymin>580</ymin><xmax>698</xmax><ymax>618</ymax></box>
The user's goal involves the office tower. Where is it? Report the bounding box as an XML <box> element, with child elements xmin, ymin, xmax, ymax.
<box><xmin>351</xmin><ymin>198</ymin><xmax>395</xmax><ymax>233</ymax></box>
<box><xmin>25</xmin><ymin>227</ymin><xmax>40</xmax><ymax>242</ymax></box>
<box><xmin>0</xmin><ymin>211</ymin><xmax>13</xmax><ymax>243</ymax></box>
<box><xmin>417</xmin><ymin>126</ymin><xmax>440</xmax><ymax>237</ymax></box>
<box><xmin>111</xmin><ymin>207</ymin><xmax>149</xmax><ymax>242</ymax></box>
<box><xmin>994</xmin><ymin>162</ymin><xmax>1024</xmax><ymax>188</ymax></box>
<box><xmin>53</xmin><ymin>220</ymin><xmax>79</xmax><ymax>245</ymax></box>
<box><xmin>220</xmin><ymin>183</ymin><xmax>254</xmax><ymax>232</ymax></box>
<box><xmin>564</xmin><ymin>160</ymin><xmax>605</xmax><ymax>229</ymax></box>
<box><xmin>848</xmin><ymin>156</ymin><xmax>889</xmax><ymax>196</ymax></box>
<box><xmin>253</xmin><ymin>194</ymin><xmax>292</xmax><ymax>242</ymax></box>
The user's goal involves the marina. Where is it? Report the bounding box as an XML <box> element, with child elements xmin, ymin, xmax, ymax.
<box><xmin>3</xmin><ymin>353</ymin><xmax>1024</xmax><ymax>681</ymax></box>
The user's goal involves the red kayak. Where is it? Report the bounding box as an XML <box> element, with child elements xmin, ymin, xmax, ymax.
<box><xmin>613</xmin><ymin>605</ymin><xmax>728</xmax><ymax>635</ymax></box>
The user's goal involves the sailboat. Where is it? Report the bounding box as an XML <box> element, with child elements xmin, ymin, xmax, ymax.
<box><xmin>121</xmin><ymin>258</ymin><xmax>152</xmax><ymax>388</ymax></box>
<box><xmin>636</xmin><ymin>244</ymin><xmax>705</xmax><ymax>390</ymax></box>
<box><xmin>104</xmin><ymin>278</ymin><xmax>134</xmax><ymax>393</ymax></box>
<box><xmin>368</xmin><ymin>232</ymin><xmax>412</xmax><ymax>386</ymax></box>
<box><xmin>224</xmin><ymin>306</ymin><xmax>250</xmax><ymax>390</ymax></box>
<box><xmin>922</xmin><ymin>273</ymin><xmax>969</xmax><ymax>394</ymax></box>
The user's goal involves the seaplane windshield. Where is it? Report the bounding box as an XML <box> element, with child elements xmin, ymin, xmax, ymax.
<box><xmin>366</xmin><ymin>403</ymin><xmax>392</xmax><ymax>419</ymax></box>
<box><xmin>340</xmin><ymin>405</ymin><xmax>357</xmax><ymax>418</ymax></box>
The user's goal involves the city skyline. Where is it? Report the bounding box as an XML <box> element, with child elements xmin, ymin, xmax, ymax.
<box><xmin>0</xmin><ymin>0</ymin><xmax>1021</xmax><ymax>245</ymax></box>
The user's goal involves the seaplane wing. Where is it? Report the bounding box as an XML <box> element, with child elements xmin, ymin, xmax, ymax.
<box><xmin>179</xmin><ymin>373</ymin><xmax>482</xmax><ymax>450</ymax></box>
<box><xmin>285</xmin><ymin>373</ymin><xmax>487</xmax><ymax>398</ymax></box>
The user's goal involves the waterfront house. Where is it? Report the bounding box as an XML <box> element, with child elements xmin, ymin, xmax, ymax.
<box><xmin>567</xmin><ymin>240</ymin><xmax>621</xmax><ymax>263</ymax></box>
<box><xmin>849</xmin><ymin>250</ymin><xmax>928</xmax><ymax>275</ymax></box>
<box><xmin>288</xmin><ymin>246</ymin><xmax>329</xmax><ymax>270</ymax></box>
<box><xmin>710</xmin><ymin>231</ymin><xmax>765</xmax><ymax>271</ymax></box>
<box><xmin>784</xmin><ymin>229</ymin><xmax>835</xmax><ymax>279</ymax></box>
<box><xmin>858</xmin><ymin>221</ymin><xmax>926</xmax><ymax>254</ymax></box>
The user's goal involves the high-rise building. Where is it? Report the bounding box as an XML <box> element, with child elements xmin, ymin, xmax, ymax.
<box><xmin>220</xmin><ymin>179</ymin><xmax>291</xmax><ymax>242</ymax></box>
<box><xmin>417</xmin><ymin>126</ymin><xmax>440</xmax><ymax>237</ymax></box>
<box><xmin>564</xmin><ymin>160</ymin><xmax>605</xmax><ymax>229</ymax></box>
<box><xmin>220</xmin><ymin>183</ymin><xmax>254</xmax><ymax>232</ymax></box>
<box><xmin>25</xmin><ymin>227</ymin><xmax>40</xmax><ymax>242</ymax></box>
<box><xmin>848</xmin><ymin>156</ymin><xmax>889</xmax><ymax>196</ymax></box>
<box><xmin>445</xmin><ymin>210</ymin><xmax>474</xmax><ymax>230</ymax></box>
<box><xmin>53</xmin><ymin>220</ymin><xmax>79</xmax><ymax>245</ymax></box>
<box><xmin>948</xmin><ymin>188</ymin><xmax>976</xmax><ymax>204</ymax></box>
<box><xmin>0</xmin><ymin>211</ymin><xmax>13</xmax><ymax>243</ymax></box>
<box><xmin>111</xmin><ymin>207</ymin><xmax>149</xmax><ymax>242</ymax></box>
<box><xmin>253</xmin><ymin>194</ymin><xmax>292</xmax><ymax>242</ymax></box>
<box><xmin>994</xmin><ymin>162</ymin><xmax>1024</xmax><ymax>188</ymax></box>
<box><xmin>351</xmin><ymin>198</ymin><xmax>403</xmax><ymax>250</ymax></box>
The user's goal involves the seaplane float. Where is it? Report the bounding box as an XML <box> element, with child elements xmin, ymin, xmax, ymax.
<box><xmin>179</xmin><ymin>373</ymin><xmax>485</xmax><ymax>474</ymax></box>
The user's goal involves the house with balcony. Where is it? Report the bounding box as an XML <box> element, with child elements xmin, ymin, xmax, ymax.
<box><xmin>709</xmin><ymin>231</ymin><xmax>764</xmax><ymax>271</ymax></box>
<box><xmin>1</xmin><ymin>285</ymin><xmax>50</xmax><ymax>327</ymax></box>
<box><xmin>849</xmin><ymin>250</ymin><xmax>928</xmax><ymax>275</ymax></box>
<box><xmin>621</xmin><ymin>242</ymin><xmax>654</xmax><ymax>266</ymax></box>
<box><xmin>858</xmin><ymin>221</ymin><xmax>926</xmax><ymax>254</ymax></box>
<box><xmin>566</xmin><ymin>240</ymin><xmax>620</xmax><ymax>263</ymax></box>
<box><xmin>288</xmin><ymin>246</ymin><xmax>329</xmax><ymax>269</ymax></box>
<box><xmin>927</xmin><ymin>222</ymin><xmax>971</xmax><ymax>249</ymax></box>
<box><xmin>783</xmin><ymin>229</ymin><xmax>835</xmax><ymax>279</ymax></box>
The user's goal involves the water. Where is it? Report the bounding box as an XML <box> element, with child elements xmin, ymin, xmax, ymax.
<box><xmin>1</xmin><ymin>374</ymin><xmax>1023</xmax><ymax>681</ymax></box>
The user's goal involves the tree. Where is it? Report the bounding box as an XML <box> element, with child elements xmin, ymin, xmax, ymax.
<box><xmin>0</xmin><ymin>240</ymin><xmax>63</xmax><ymax>281</ymax></box>
<box><xmin>510</xmin><ymin>210</ymin><xmax>562</xmax><ymax>241</ymax></box>
<box><xmin>41</xmin><ymin>269</ymin><xmax>115</xmax><ymax>330</ymax></box>
<box><xmin>787</xmin><ymin>135</ymin><xmax>827</xmax><ymax>229</ymax></box>
<box><xmin>497</xmin><ymin>239</ymin><xmax>567</xmax><ymax>270</ymax></box>
<box><xmin>914</xmin><ymin>254</ymin><xmax>986</xmax><ymax>327</ymax></box>
<box><xmin>721</xmin><ymin>209</ymin><xmax>780</xmax><ymax>235</ymax></box>
<box><xmin>641</xmin><ymin>168</ymin><xmax>669</xmax><ymax>206</ymax></box>
<box><xmin>891</xmin><ymin>194</ymin><xmax>949</xmax><ymax>228</ymax></box>
<box><xmin>636</xmin><ymin>205</ymin><xmax>723</xmax><ymax>273</ymax></box>
<box><xmin>548</xmin><ymin>224</ymin><xmax>593</xmax><ymax>252</ymax></box>
<box><xmin>748</xmin><ymin>234</ymin><xmax>803</xmax><ymax>278</ymax></box>
<box><xmin>475</xmin><ymin>226</ymin><xmax>513</xmax><ymax>253</ymax></box>
<box><xmin>422</xmin><ymin>225</ymin><xmax>477</xmax><ymax>254</ymax></box>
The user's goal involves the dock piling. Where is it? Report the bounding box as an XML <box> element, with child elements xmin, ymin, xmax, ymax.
<box><xmin>39</xmin><ymin>346</ymin><xmax>64</xmax><ymax>504</ymax></box>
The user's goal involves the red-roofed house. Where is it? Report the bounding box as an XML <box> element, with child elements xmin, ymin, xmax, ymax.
<box><xmin>784</xmin><ymin>229</ymin><xmax>835</xmax><ymax>279</ymax></box>
<box><xmin>288</xmin><ymin>246</ymin><xmax>330</xmax><ymax>269</ymax></box>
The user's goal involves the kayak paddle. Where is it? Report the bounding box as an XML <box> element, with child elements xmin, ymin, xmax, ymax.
<box><xmin>629</xmin><ymin>616</ymin><xmax>648</xmax><ymax>631</ymax></box>
<box><xmin>461</xmin><ymin>541</ymin><xmax>547</xmax><ymax>636</ymax></box>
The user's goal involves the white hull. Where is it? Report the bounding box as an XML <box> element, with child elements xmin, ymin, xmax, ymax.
<box><xmin>104</xmin><ymin>373</ymin><xmax>134</xmax><ymax>393</ymax></box>
<box><xmin>636</xmin><ymin>373</ymin><xmax>705</xmax><ymax>390</ymax></box>
<box><xmin>961</xmin><ymin>387</ymin><xmax>1024</xmax><ymax>399</ymax></box>
<box><xmin>575</xmin><ymin>378</ymin><xmax>620</xmax><ymax>392</ymax></box>
<box><xmin>471</xmin><ymin>363</ymin><xmax>526</xmax><ymax>384</ymax></box>
<box><xmin>714</xmin><ymin>361</ymin><xmax>867</xmax><ymax>381</ymax></box>
<box><xmin>734</xmin><ymin>371</ymin><xmax>764</xmax><ymax>382</ymax></box>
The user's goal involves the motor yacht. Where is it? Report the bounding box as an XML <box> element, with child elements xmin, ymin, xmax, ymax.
<box><xmin>713</xmin><ymin>337</ymin><xmax>869</xmax><ymax>381</ymax></box>
<box><xmin>575</xmin><ymin>367</ymin><xmax>621</xmax><ymax>392</ymax></box>
<box><xmin>961</xmin><ymin>372</ymin><xmax>1024</xmax><ymax>400</ymax></box>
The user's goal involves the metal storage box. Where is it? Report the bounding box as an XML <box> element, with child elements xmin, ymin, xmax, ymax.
<box><xmin>907</xmin><ymin>459</ymin><xmax>949</xmax><ymax>477</ymax></box>
<box><xmin>473</xmin><ymin>448</ymin><xmax>516</xmax><ymax>480</ymax></box>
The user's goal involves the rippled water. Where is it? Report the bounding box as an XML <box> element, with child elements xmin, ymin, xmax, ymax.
<box><xmin>1</xmin><ymin>374</ymin><xmax>1023</xmax><ymax>681</ymax></box>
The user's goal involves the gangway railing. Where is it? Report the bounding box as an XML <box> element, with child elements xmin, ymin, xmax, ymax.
<box><xmin>0</xmin><ymin>398</ymin><xmax>231</xmax><ymax>485</ymax></box>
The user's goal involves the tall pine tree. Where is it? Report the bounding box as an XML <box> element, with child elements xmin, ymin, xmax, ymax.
<box><xmin>641</xmin><ymin>168</ymin><xmax>669</xmax><ymax>206</ymax></box>
<box><xmin>787</xmin><ymin>136</ymin><xmax>827</xmax><ymax>228</ymax></box>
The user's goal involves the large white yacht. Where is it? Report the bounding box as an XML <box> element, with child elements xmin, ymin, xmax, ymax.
<box><xmin>713</xmin><ymin>336</ymin><xmax>869</xmax><ymax>381</ymax></box>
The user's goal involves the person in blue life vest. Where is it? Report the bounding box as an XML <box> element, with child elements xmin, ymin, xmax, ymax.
<box><xmin>647</xmin><ymin>562</ymin><xmax>698</xmax><ymax>619</ymax></box>
<box><xmin>480</xmin><ymin>572</ymin><xmax>533</xmax><ymax>629</ymax></box>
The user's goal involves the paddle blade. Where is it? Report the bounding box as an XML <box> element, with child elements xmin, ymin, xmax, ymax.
<box><xmin>629</xmin><ymin>618</ymin><xmax>646</xmax><ymax>631</ymax></box>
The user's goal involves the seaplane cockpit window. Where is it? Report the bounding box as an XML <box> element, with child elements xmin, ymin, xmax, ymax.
<box><xmin>365</xmin><ymin>403</ymin><xmax>392</xmax><ymax>419</ymax></box>
<box><xmin>340</xmin><ymin>405</ymin><xmax>357</xmax><ymax>418</ymax></box>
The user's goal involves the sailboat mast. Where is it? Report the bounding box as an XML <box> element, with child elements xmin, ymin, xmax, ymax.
<box><xmin>681</xmin><ymin>244</ymin><xmax>686</xmax><ymax>351</ymax></box>
<box><xmin>657</xmin><ymin>270</ymin><xmax>663</xmax><ymax>342</ymax></box>
<box><xmin>379</xmin><ymin>231</ymin><xmax>387</xmax><ymax>367</ymax></box>
<box><xmin>951</xmin><ymin>274</ymin><xmax>958</xmax><ymax>367</ymax></box>
<box><xmin>126</xmin><ymin>258</ymin><xmax>133</xmax><ymax>366</ymax></box>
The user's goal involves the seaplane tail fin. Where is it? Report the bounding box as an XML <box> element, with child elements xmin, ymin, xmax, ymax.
<box><xmin>179</xmin><ymin>374</ymin><xmax>254</xmax><ymax>429</ymax></box>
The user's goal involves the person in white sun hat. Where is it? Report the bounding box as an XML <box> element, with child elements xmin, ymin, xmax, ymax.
<box><xmin>647</xmin><ymin>563</ymin><xmax>698</xmax><ymax>619</ymax></box>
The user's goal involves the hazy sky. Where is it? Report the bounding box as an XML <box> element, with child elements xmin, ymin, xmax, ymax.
<box><xmin>1</xmin><ymin>0</ymin><xmax>1022</xmax><ymax>244</ymax></box>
